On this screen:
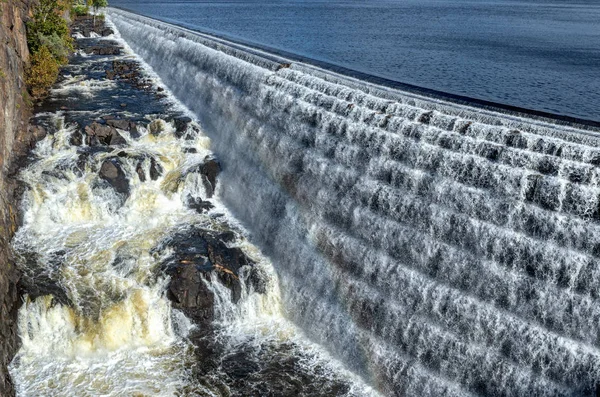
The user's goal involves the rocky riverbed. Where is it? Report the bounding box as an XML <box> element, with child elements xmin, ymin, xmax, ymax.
<box><xmin>9</xmin><ymin>14</ymin><xmax>377</xmax><ymax>397</ymax></box>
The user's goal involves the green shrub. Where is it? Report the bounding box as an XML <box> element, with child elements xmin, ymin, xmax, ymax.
<box><xmin>25</xmin><ymin>0</ymin><xmax>76</xmax><ymax>97</ymax></box>
<box><xmin>71</xmin><ymin>3</ymin><xmax>89</xmax><ymax>16</ymax></box>
<box><xmin>26</xmin><ymin>0</ymin><xmax>71</xmax><ymax>55</ymax></box>
<box><xmin>37</xmin><ymin>32</ymin><xmax>73</xmax><ymax>64</ymax></box>
<box><xmin>26</xmin><ymin>46</ymin><xmax>59</xmax><ymax>98</ymax></box>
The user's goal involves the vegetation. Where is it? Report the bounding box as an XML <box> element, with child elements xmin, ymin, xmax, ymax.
<box><xmin>71</xmin><ymin>3</ymin><xmax>89</xmax><ymax>16</ymax></box>
<box><xmin>24</xmin><ymin>0</ymin><xmax>110</xmax><ymax>98</ymax></box>
<box><xmin>25</xmin><ymin>0</ymin><xmax>74</xmax><ymax>98</ymax></box>
<box><xmin>26</xmin><ymin>46</ymin><xmax>60</xmax><ymax>98</ymax></box>
<box><xmin>91</xmin><ymin>0</ymin><xmax>108</xmax><ymax>26</ymax></box>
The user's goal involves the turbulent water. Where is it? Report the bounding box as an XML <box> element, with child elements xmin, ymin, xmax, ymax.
<box><xmin>109</xmin><ymin>0</ymin><xmax>600</xmax><ymax>122</ymax></box>
<box><xmin>104</xmin><ymin>7</ymin><xmax>600</xmax><ymax>397</ymax></box>
<box><xmin>9</xmin><ymin>19</ymin><xmax>377</xmax><ymax>396</ymax></box>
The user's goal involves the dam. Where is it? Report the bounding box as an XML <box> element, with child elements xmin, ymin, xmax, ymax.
<box><xmin>9</xmin><ymin>6</ymin><xmax>600</xmax><ymax>397</ymax></box>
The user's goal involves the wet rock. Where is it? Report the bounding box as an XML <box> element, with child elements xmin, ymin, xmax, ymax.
<box><xmin>201</xmin><ymin>157</ymin><xmax>221</xmax><ymax>192</ymax></box>
<box><xmin>85</xmin><ymin>122</ymin><xmax>125</xmax><ymax>146</ymax></box>
<box><xmin>106</xmin><ymin>119</ymin><xmax>130</xmax><ymax>130</ymax></box>
<box><xmin>149</xmin><ymin>157</ymin><xmax>163</xmax><ymax>180</ymax></box>
<box><xmin>89</xmin><ymin>46</ymin><xmax>121</xmax><ymax>56</ymax></box>
<box><xmin>148</xmin><ymin>119</ymin><xmax>165</xmax><ymax>136</ymax></box>
<box><xmin>418</xmin><ymin>111</ymin><xmax>433</xmax><ymax>124</ymax></box>
<box><xmin>186</xmin><ymin>195</ymin><xmax>214</xmax><ymax>213</ymax></box>
<box><xmin>109</xmin><ymin>132</ymin><xmax>127</xmax><ymax>146</ymax></box>
<box><xmin>173</xmin><ymin>116</ymin><xmax>192</xmax><ymax>137</ymax></box>
<box><xmin>69</xmin><ymin>130</ymin><xmax>83</xmax><ymax>146</ymax></box>
<box><xmin>99</xmin><ymin>159</ymin><xmax>129</xmax><ymax>196</ymax></box>
<box><xmin>135</xmin><ymin>156</ymin><xmax>163</xmax><ymax>182</ymax></box>
<box><xmin>155</xmin><ymin>227</ymin><xmax>258</xmax><ymax>326</ymax></box>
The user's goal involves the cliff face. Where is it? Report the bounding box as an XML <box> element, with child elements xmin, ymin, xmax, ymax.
<box><xmin>0</xmin><ymin>0</ymin><xmax>34</xmax><ymax>395</ymax></box>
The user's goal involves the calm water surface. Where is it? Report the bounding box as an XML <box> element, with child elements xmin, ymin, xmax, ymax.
<box><xmin>109</xmin><ymin>0</ymin><xmax>600</xmax><ymax>121</ymax></box>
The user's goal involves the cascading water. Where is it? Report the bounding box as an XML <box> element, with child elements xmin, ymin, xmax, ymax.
<box><xmin>106</xmin><ymin>7</ymin><xmax>600</xmax><ymax>397</ymax></box>
<box><xmin>9</xmin><ymin>18</ymin><xmax>378</xmax><ymax>397</ymax></box>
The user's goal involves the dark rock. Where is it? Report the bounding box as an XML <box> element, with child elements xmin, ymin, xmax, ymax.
<box><xmin>186</xmin><ymin>195</ymin><xmax>214</xmax><ymax>213</ymax></box>
<box><xmin>155</xmin><ymin>227</ymin><xmax>259</xmax><ymax>326</ymax></box>
<box><xmin>106</xmin><ymin>119</ymin><xmax>130</xmax><ymax>130</ymax></box>
<box><xmin>201</xmin><ymin>157</ymin><xmax>221</xmax><ymax>191</ymax></box>
<box><xmin>135</xmin><ymin>156</ymin><xmax>163</xmax><ymax>182</ymax></box>
<box><xmin>135</xmin><ymin>162</ymin><xmax>146</xmax><ymax>182</ymax></box>
<box><xmin>85</xmin><ymin>122</ymin><xmax>125</xmax><ymax>146</ymax></box>
<box><xmin>149</xmin><ymin>157</ymin><xmax>163</xmax><ymax>180</ymax></box>
<box><xmin>109</xmin><ymin>131</ymin><xmax>127</xmax><ymax>146</ymax></box>
<box><xmin>173</xmin><ymin>116</ymin><xmax>192</xmax><ymax>137</ymax></box>
<box><xmin>90</xmin><ymin>46</ymin><xmax>121</xmax><ymax>56</ymax></box>
<box><xmin>69</xmin><ymin>131</ymin><xmax>83</xmax><ymax>146</ymax></box>
<box><xmin>99</xmin><ymin>159</ymin><xmax>129</xmax><ymax>196</ymax></box>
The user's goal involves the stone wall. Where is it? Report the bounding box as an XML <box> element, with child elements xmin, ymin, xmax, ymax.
<box><xmin>0</xmin><ymin>0</ymin><xmax>34</xmax><ymax>395</ymax></box>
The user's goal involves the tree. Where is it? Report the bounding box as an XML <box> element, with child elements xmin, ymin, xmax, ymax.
<box><xmin>91</xmin><ymin>0</ymin><xmax>108</xmax><ymax>26</ymax></box>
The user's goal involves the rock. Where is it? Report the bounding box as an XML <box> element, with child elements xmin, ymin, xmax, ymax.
<box><xmin>186</xmin><ymin>195</ymin><xmax>214</xmax><ymax>213</ymax></box>
<box><xmin>69</xmin><ymin>131</ymin><xmax>83</xmax><ymax>146</ymax></box>
<box><xmin>135</xmin><ymin>162</ymin><xmax>146</xmax><ymax>182</ymax></box>
<box><xmin>155</xmin><ymin>227</ymin><xmax>259</xmax><ymax>326</ymax></box>
<box><xmin>173</xmin><ymin>116</ymin><xmax>192</xmax><ymax>137</ymax></box>
<box><xmin>201</xmin><ymin>157</ymin><xmax>221</xmax><ymax>192</ymax></box>
<box><xmin>99</xmin><ymin>159</ymin><xmax>129</xmax><ymax>196</ymax></box>
<box><xmin>89</xmin><ymin>46</ymin><xmax>121</xmax><ymax>56</ymax></box>
<box><xmin>85</xmin><ymin>122</ymin><xmax>125</xmax><ymax>146</ymax></box>
<box><xmin>106</xmin><ymin>119</ymin><xmax>130</xmax><ymax>130</ymax></box>
<box><xmin>135</xmin><ymin>156</ymin><xmax>163</xmax><ymax>182</ymax></box>
<box><xmin>149</xmin><ymin>157</ymin><xmax>163</xmax><ymax>180</ymax></box>
<box><xmin>148</xmin><ymin>119</ymin><xmax>165</xmax><ymax>135</ymax></box>
<box><xmin>109</xmin><ymin>131</ymin><xmax>127</xmax><ymax>146</ymax></box>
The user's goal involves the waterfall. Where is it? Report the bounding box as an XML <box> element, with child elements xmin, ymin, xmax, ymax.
<box><xmin>9</xmin><ymin>18</ymin><xmax>377</xmax><ymax>397</ymax></box>
<box><xmin>107</xmin><ymin>8</ymin><xmax>600</xmax><ymax>397</ymax></box>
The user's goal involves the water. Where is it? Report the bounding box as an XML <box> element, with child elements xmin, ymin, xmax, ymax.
<box><xmin>9</xmin><ymin>20</ymin><xmax>377</xmax><ymax>396</ymax></box>
<box><xmin>106</xmin><ymin>7</ymin><xmax>600</xmax><ymax>396</ymax></box>
<box><xmin>108</xmin><ymin>0</ymin><xmax>600</xmax><ymax>122</ymax></box>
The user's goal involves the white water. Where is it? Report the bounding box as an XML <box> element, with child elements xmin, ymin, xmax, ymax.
<box><xmin>9</xmin><ymin>22</ymin><xmax>378</xmax><ymax>397</ymax></box>
<box><xmin>107</xmin><ymin>7</ymin><xmax>600</xmax><ymax>397</ymax></box>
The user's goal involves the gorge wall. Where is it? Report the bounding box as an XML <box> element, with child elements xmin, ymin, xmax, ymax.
<box><xmin>109</xmin><ymin>8</ymin><xmax>600</xmax><ymax>397</ymax></box>
<box><xmin>0</xmin><ymin>0</ymin><xmax>36</xmax><ymax>395</ymax></box>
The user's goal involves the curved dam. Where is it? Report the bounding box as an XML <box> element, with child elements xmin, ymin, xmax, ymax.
<box><xmin>22</xmin><ymin>7</ymin><xmax>600</xmax><ymax>396</ymax></box>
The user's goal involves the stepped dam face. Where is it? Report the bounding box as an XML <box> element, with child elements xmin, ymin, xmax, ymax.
<box><xmin>106</xmin><ymin>8</ymin><xmax>600</xmax><ymax>397</ymax></box>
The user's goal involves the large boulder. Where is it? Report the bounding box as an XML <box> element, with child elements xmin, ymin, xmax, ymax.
<box><xmin>99</xmin><ymin>159</ymin><xmax>130</xmax><ymax>196</ymax></box>
<box><xmin>183</xmin><ymin>156</ymin><xmax>221</xmax><ymax>198</ymax></box>
<box><xmin>85</xmin><ymin>122</ymin><xmax>127</xmax><ymax>146</ymax></box>
<box><xmin>155</xmin><ymin>227</ymin><xmax>257</xmax><ymax>327</ymax></box>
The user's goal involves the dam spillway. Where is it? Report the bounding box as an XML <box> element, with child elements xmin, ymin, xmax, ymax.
<box><xmin>10</xmin><ymin>7</ymin><xmax>600</xmax><ymax>396</ymax></box>
<box><xmin>106</xmin><ymin>8</ymin><xmax>600</xmax><ymax>396</ymax></box>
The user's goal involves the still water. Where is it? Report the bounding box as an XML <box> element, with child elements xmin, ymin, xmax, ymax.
<box><xmin>109</xmin><ymin>0</ymin><xmax>600</xmax><ymax>122</ymax></box>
